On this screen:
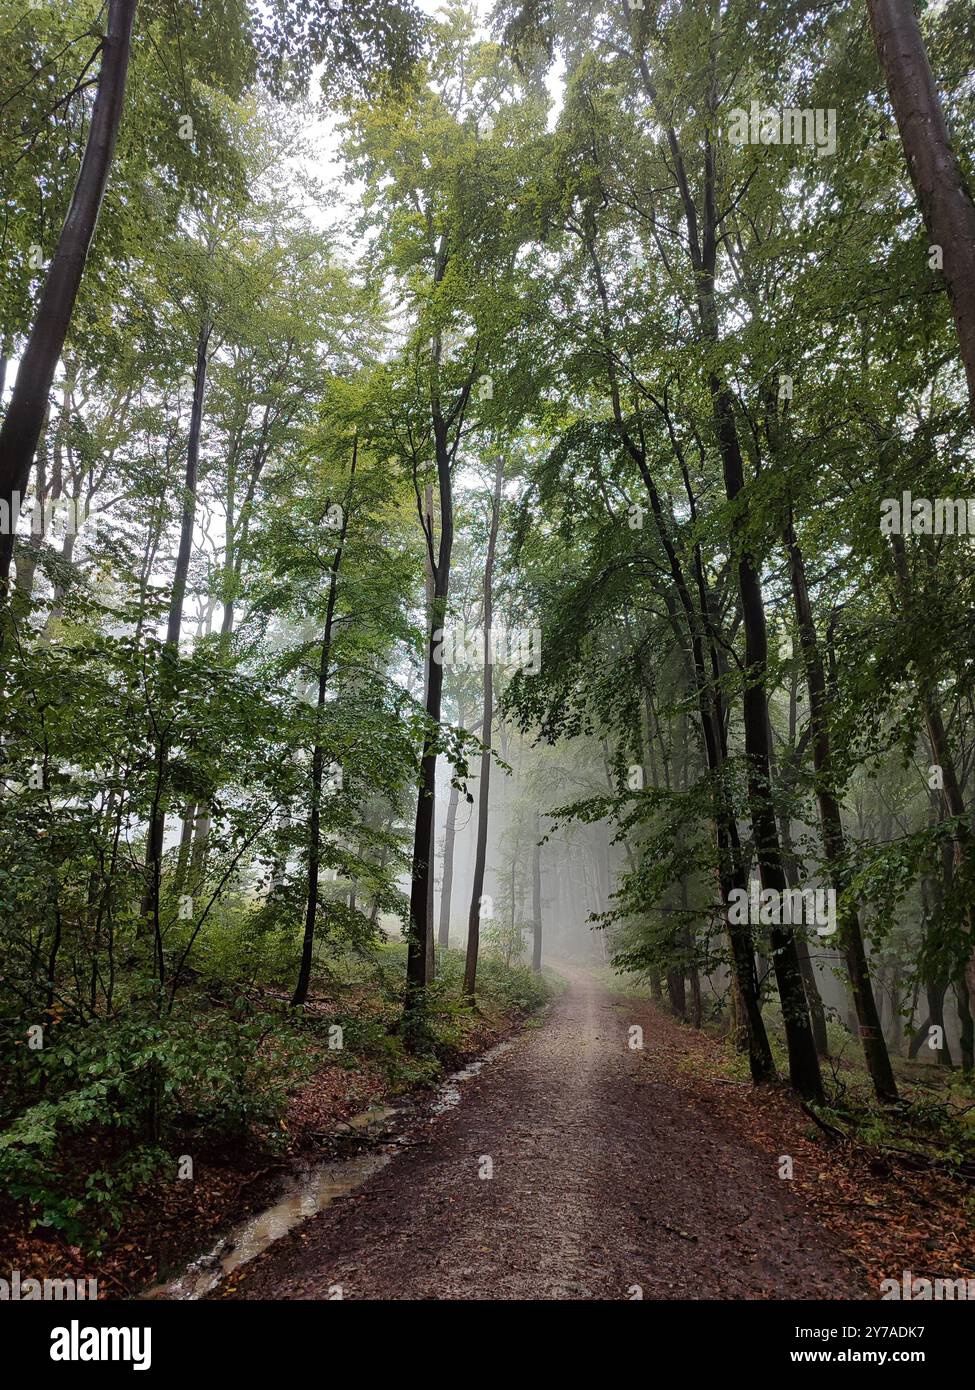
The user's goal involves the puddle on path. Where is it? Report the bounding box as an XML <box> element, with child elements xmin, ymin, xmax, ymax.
<box><xmin>144</xmin><ymin>1037</ymin><xmax>514</xmax><ymax>1300</ymax></box>
<box><xmin>143</xmin><ymin>1150</ymin><xmax>394</xmax><ymax>1300</ymax></box>
<box><xmin>429</xmin><ymin>1039</ymin><xmax>512</xmax><ymax>1114</ymax></box>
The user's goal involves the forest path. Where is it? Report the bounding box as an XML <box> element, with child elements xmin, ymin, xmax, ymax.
<box><xmin>222</xmin><ymin>968</ymin><xmax>865</xmax><ymax>1300</ymax></box>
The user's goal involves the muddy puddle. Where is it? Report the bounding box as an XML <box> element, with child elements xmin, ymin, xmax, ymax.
<box><xmin>429</xmin><ymin>1039</ymin><xmax>512</xmax><ymax>1114</ymax></box>
<box><xmin>144</xmin><ymin>1038</ymin><xmax>513</xmax><ymax>1300</ymax></box>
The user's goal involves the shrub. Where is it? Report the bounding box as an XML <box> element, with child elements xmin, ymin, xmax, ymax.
<box><xmin>0</xmin><ymin>1006</ymin><xmax>307</xmax><ymax>1248</ymax></box>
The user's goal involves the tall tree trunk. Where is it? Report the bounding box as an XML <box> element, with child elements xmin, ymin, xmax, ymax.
<box><xmin>292</xmin><ymin>439</ymin><xmax>356</xmax><ymax>1006</ymax></box>
<box><xmin>956</xmin><ymin>978</ymin><xmax>973</xmax><ymax>1075</ymax></box>
<box><xmin>531</xmin><ymin>813</ymin><xmax>543</xmax><ymax>975</ymax></box>
<box><xmin>679</xmin><ymin>877</ymin><xmax>702</xmax><ymax>1029</ymax></box>
<box><xmin>890</xmin><ymin>532</ymin><xmax>975</xmax><ymax>1018</ymax></box>
<box><xmin>463</xmin><ymin>455</ymin><xmax>504</xmax><ymax>999</ymax></box>
<box><xmin>713</xmin><ymin>381</ymin><xmax>822</xmax><ymax>1102</ymax></box>
<box><xmin>14</xmin><ymin>370</ymin><xmax>75</xmax><ymax>604</ymax></box>
<box><xmin>164</xmin><ymin>325</ymin><xmax>210</xmax><ymax>653</ymax></box>
<box><xmin>187</xmin><ymin>805</ymin><xmax>210</xmax><ymax>892</ymax></box>
<box><xmin>422</xmin><ymin>484</ymin><xmax>437</xmax><ymax>982</ymax></box>
<box><xmin>785</xmin><ymin>520</ymin><xmax>897</xmax><ymax>1099</ymax></box>
<box><xmin>583</xmin><ymin>217</ymin><xmax>773</xmax><ymax>1084</ymax></box>
<box><xmin>867</xmin><ymin>0</ymin><xmax>975</xmax><ymax>419</ymax></box>
<box><xmin>142</xmin><ymin>319</ymin><xmax>211</xmax><ymax>925</ymax></box>
<box><xmin>777</xmin><ymin>781</ymin><xmax>830</xmax><ymax>1057</ymax></box>
<box><xmin>777</xmin><ymin>669</ymin><xmax>830</xmax><ymax>1057</ymax></box>
<box><xmin>438</xmin><ymin>771</ymin><xmax>461</xmax><ymax>949</ymax></box>
<box><xmin>666</xmin><ymin>966</ymin><xmax>687</xmax><ymax>1021</ymax></box>
<box><xmin>405</xmin><ymin>480</ymin><xmax>449</xmax><ymax>1016</ymax></box>
<box><xmin>0</xmin><ymin>0</ymin><xmax>137</xmax><ymax>601</ymax></box>
<box><xmin>173</xmin><ymin>802</ymin><xmax>195</xmax><ymax>896</ymax></box>
<box><xmin>909</xmin><ymin>981</ymin><xmax>952</xmax><ymax>1066</ymax></box>
<box><xmin>634</xmin><ymin>15</ymin><xmax>821</xmax><ymax>1097</ymax></box>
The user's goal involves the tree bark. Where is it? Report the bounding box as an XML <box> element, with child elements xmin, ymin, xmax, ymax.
<box><xmin>293</xmin><ymin>438</ymin><xmax>356</xmax><ymax>1006</ymax></box>
<box><xmin>889</xmin><ymin>532</ymin><xmax>975</xmax><ymax>1020</ymax></box>
<box><xmin>713</xmin><ymin>379</ymin><xmax>822</xmax><ymax>1103</ymax></box>
<box><xmin>422</xmin><ymin>484</ymin><xmax>437</xmax><ymax>982</ymax></box>
<box><xmin>0</xmin><ymin>0</ymin><xmax>138</xmax><ymax>601</ymax></box>
<box><xmin>785</xmin><ymin>520</ymin><xmax>897</xmax><ymax>1099</ymax></box>
<box><xmin>437</xmin><ymin>766</ymin><xmax>461</xmax><ymax>949</ymax></box>
<box><xmin>142</xmin><ymin>319</ymin><xmax>211</xmax><ymax>924</ymax></box>
<box><xmin>776</xmin><ymin>742</ymin><xmax>830</xmax><ymax>1058</ymax></box>
<box><xmin>405</xmin><ymin>451</ymin><xmax>454</xmax><ymax>1023</ymax></box>
<box><xmin>463</xmin><ymin>455</ymin><xmax>504</xmax><ymax>998</ymax></box>
<box><xmin>531</xmin><ymin>813</ymin><xmax>543</xmax><ymax>975</ymax></box>
<box><xmin>648</xmin><ymin>27</ymin><xmax>822</xmax><ymax>1100</ymax></box>
<box><xmin>867</xmin><ymin>0</ymin><xmax>975</xmax><ymax>419</ymax></box>
<box><xmin>582</xmin><ymin>209</ymin><xmax>774</xmax><ymax>1086</ymax></box>
<box><xmin>173</xmin><ymin>802</ymin><xmax>196</xmax><ymax>896</ymax></box>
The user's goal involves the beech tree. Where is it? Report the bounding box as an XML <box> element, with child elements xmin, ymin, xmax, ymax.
<box><xmin>0</xmin><ymin>0</ymin><xmax>137</xmax><ymax>602</ymax></box>
<box><xmin>867</xmin><ymin>0</ymin><xmax>975</xmax><ymax>419</ymax></box>
<box><xmin>464</xmin><ymin>453</ymin><xmax>505</xmax><ymax>998</ymax></box>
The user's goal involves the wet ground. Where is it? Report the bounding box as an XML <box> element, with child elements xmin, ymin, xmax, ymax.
<box><xmin>199</xmin><ymin>969</ymin><xmax>866</xmax><ymax>1301</ymax></box>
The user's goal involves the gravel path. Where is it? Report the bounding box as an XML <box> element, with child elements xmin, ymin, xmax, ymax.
<box><xmin>220</xmin><ymin>969</ymin><xmax>866</xmax><ymax>1300</ymax></box>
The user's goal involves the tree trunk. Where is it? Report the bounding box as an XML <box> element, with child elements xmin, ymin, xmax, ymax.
<box><xmin>187</xmin><ymin>806</ymin><xmax>210</xmax><ymax>893</ymax></box>
<box><xmin>438</xmin><ymin>772</ymin><xmax>461</xmax><ymax>949</ymax></box>
<box><xmin>908</xmin><ymin>980</ymin><xmax>952</xmax><ymax>1066</ymax></box>
<box><xmin>956</xmin><ymin>978</ymin><xmax>973</xmax><ymax>1075</ymax></box>
<box><xmin>173</xmin><ymin>802</ymin><xmax>196</xmax><ymax>896</ymax></box>
<box><xmin>785</xmin><ymin>521</ymin><xmax>897</xmax><ymax>1099</ymax></box>
<box><xmin>0</xmin><ymin>0</ymin><xmax>137</xmax><ymax>600</ymax></box>
<box><xmin>890</xmin><ymin>533</ymin><xmax>975</xmax><ymax>1019</ymax></box>
<box><xmin>463</xmin><ymin>455</ymin><xmax>504</xmax><ymax>998</ymax></box>
<box><xmin>666</xmin><ymin>969</ymin><xmax>687</xmax><ymax>1021</ymax></box>
<box><xmin>583</xmin><ymin>211</ymin><xmax>774</xmax><ymax>1084</ymax></box>
<box><xmin>776</xmin><ymin>667</ymin><xmax>830</xmax><ymax>1057</ymax></box>
<box><xmin>714</xmin><ymin>381</ymin><xmax>823</xmax><ymax>1103</ymax></box>
<box><xmin>292</xmin><ymin>438</ymin><xmax>356</xmax><ymax>1006</ymax></box>
<box><xmin>867</xmin><ymin>0</ymin><xmax>975</xmax><ymax>419</ymax></box>
<box><xmin>780</xmin><ymin>800</ymin><xmax>830</xmax><ymax>1057</ymax></box>
<box><xmin>422</xmin><ymin>484</ymin><xmax>437</xmax><ymax>982</ymax></box>
<box><xmin>142</xmin><ymin>319</ymin><xmax>211</xmax><ymax>924</ymax></box>
<box><xmin>531</xmin><ymin>814</ymin><xmax>543</xmax><ymax>974</ymax></box>
<box><xmin>635</xmin><ymin>24</ymin><xmax>820</xmax><ymax>1098</ymax></box>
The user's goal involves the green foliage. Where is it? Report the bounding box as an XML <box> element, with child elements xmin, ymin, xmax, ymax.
<box><xmin>0</xmin><ymin>1007</ymin><xmax>307</xmax><ymax>1247</ymax></box>
<box><xmin>3</xmin><ymin>0</ymin><xmax>975</xmax><ymax>1259</ymax></box>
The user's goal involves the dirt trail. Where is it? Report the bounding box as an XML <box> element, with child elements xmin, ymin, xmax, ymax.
<box><xmin>220</xmin><ymin>969</ymin><xmax>866</xmax><ymax>1300</ymax></box>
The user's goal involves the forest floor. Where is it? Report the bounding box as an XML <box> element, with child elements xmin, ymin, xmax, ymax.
<box><xmin>0</xmin><ymin>966</ymin><xmax>529</xmax><ymax>1298</ymax></box>
<box><xmin>213</xmin><ymin>966</ymin><xmax>974</xmax><ymax>1301</ymax></box>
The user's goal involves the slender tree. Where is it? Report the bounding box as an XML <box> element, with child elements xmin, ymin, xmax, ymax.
<box><xmin>437</xmin><ymin>698</ymin><xmax>464</xmax><ymax>949</ymax></box>
<box><xmin>141</xmin><ymin>316</ymin><xmax>212</xmax><ymax>930</ymax></box>
<box><xmin>867</xmin><ymin>0</ymin><xmax>975</xmax><ymax>418</ymax></box>
<box><xmin>464</xmin><ymin>454</ymin><xmax>505</xmax><ymax>998</ymax></box>
<box><xmin>531</xmin><ymin>811</ymin><xmax>543</xmax><ymax>975</ymax></box>
<box><xmin>0</xmin><ymin>0</ymin><xmax>137</xmax><ymax>603</ymax></box>
<box><xmin>293</xmin><ymin>437</ymin><xmax>357</xmax><ymax>1007</ymax></box>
